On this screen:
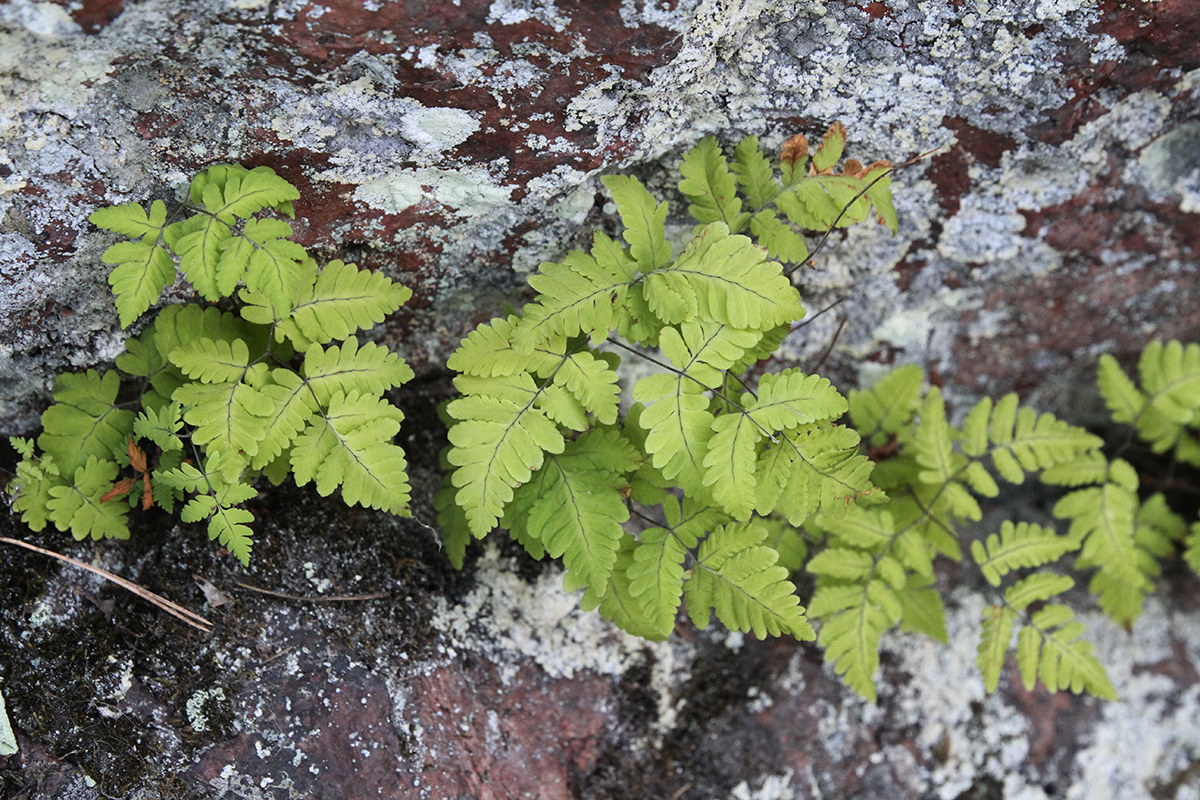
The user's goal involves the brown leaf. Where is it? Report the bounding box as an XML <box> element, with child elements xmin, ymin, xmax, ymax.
<box><xmin>128</xmin><ymin>438</ymin><xmax>147</xmax><ymax>474</ymax></box>
<box><xmin>842</xmin><ymin>159</ymin><xmax>864</xmax><ymax>178</ymax></box>
<box><xmin>780</xmin><ymin>133</ymin><xmax>808</xmax><ymax>167</ymax></box>
<box><xmin>142</xmin><ymin>473</ymin><xmax>154</xmax><ymax>511</ymax></box>
<box><xmin>100</xmin><ymin>479</ymin><xmax>135</xmax><ymax>503</ymax></box>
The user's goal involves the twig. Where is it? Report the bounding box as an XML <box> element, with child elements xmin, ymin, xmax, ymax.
<box><xmin>231</xmin><ymin>581</ymin><xmax>389</xmax><ymax>603</ymax></box>
<box><xmin>0</xmin><ymin>537</ymin><xmax>212</xmax><ymax>632</ymax></box>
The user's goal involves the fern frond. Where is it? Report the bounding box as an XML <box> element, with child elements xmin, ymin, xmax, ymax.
<box><xmin>1100</xmin><ymin>342</ymin><xmax>1200</xmax><ymax>455</ymax></box>
<box><xmin>897</xmin><ymin>575</ymin><xmax>948</xmax><ymax>643</ymax></box>
<box><xmin>812</xmin><ymin>121</ymin><xmax>847</xmax><ymax>171</ymax></box>
<box><xmin>913</xmin><ymin>388</ymin><xmax>962</xmax><ymax>485</ymax></box>
<box><xmin>170</xmin><ymin>338</ymin><xmax>254</xmax><ymax>384</ymax></box>
<box><xmin>633</xmin><ymin>373</ymin><xmax>714</xmax><ymax>491</ymax></box>
<box><xmin>173</xmin><ymin>365</ymin><xmax>274</xmax><ymax>467</ymax></box>
<box><xmin>37</xmin><ymin>370</ymin><xmax>135</xmax><ymax>476</ymax></box>
<box><xmin>273</xmin><ymin>260</ymin><xmax>412</xmax><ymax>349</ymax></box>
<box><xmin>967</xmin><ymin>394</ymin><xmax>1103</xmax><ymax>482</ymax></box>
<box><xmin>1022</xmin><ymin>605</ymin><xmax>1116</xmax><ymax>699</ymax></box>
<box><xmin>847</xmin><ymin>364</ymin><xmax>924</xmax><ymax>446</ymax></box>
<box><xmin>1053</xmin><ymin>462</ymin><xmax>1151</xmax><ymax>625</ymax></box>
<box><xmin>702</xmin><ymin>411</ymin><xmax>759</xmax><ymax>520</ymax></box>
<box><xmin>46</xmin><ymin>456</ymin><xmax>130</xmax><ymax>540</ymax></box>
<box><xmin>543</xmin><ymin>349</ymin><xmax>620</xmax><ymax>425</ymax></box>
<box><xmin>583</xmin><ymin>533</ymin><xmax>672</xmax><ymax>640</ymax></box>
<box><xmin>683</xmin><ymin>522</ymin><xmax>813</xmax><ymax>640</ymax></box>
<box><xmin>103</xmin><ymin>239</ymin><xmax>176</xmax><ymax>328</ymax></box>
<box><xmin>90</xmin><ymin>199</ymin><xmax>168</xmax><ymax>238</ymax></box>
<box><xmin>971</xmin><ymin>521</ymin><xmax>1078</xmax><ymax>586</ymax></box>
<box><xmin>515</xmin><ymin>240</ymin><xmax>637</xmax><ymax>349</ymax></box>
<box><xmin>291</xmin><ymin>391</ymin><xmax>409</xmax><ymax>514</ymax></box>
<box><xmin>446</xmin><ymin>390</ymin><xmax>566</xmax><ymax>536</ymax></box>
<box><xmin>434</xmin><ymin>470</ymin><xmax>474</xmax><ymax>568</ymax></box>
<box><xmin>657</xmin><ymin>321</ymin><xmax>763</xmax><ymax>386</ymax></box>
<box><xmin>747</xmin><ymin>209</ymin><xmax>809</xmax><ymax>264</ymax></box>
<box><xmin>205</xmin><ymin>506</ymin><xmax>256</xmax><ymax>566</ymax></box>
<box><xmin>447</xmin><ymin>315</ymin><xmax>561</xmax><ymax>378</ymax></box>
<box><xmin>642</xmin><ymin>222</ymin><xmax>803</xmax><ymax>329</ymax></box>
<box><xmin>815</xmin><ymin>586</ymin><xmax>892</xmax><ymax>701</ymax></box>
<box><xmin>745</xmin><ymin>370</ymin><xmax>847</xmax><ymax>431</ymax></box>
<box><xmin>521</xmin><ymin>430</ymin><xmax>633</xmax><ymax>592</ymax></box>
<box><xmin>251</xmin><ymin>369</ymin><xmax>318</xmax><ymax>470</ymax></box>
<box><xmin>679</xmin><ymin>136</ymin><xmax>749</xmax><ymax>232</ymax></box>
<box><xmin>9</xmin><ymin>442</ymin><xmax>62</xmax><ymax>532</ymax></box>
<box><xmin>977</xmin><ymin>604</ymin><xmax>1017</xmax><ymax>693</ymax></box>
<box><xmin>627</xmin><ymin>527</ymin><xmax>689</xmax><ymax>637</ymax></box>
<box><xmin>601</xmin><ymin>175</ymin><xmax>672</xmax><ymax>270</ymax></box>
<box><xmin>133</xmin><ymin>402</ymin><xmax>185</xmax><ymax>453</ymax></box>
<box><xmin>731</xmin><ymin>136</ymin><xmax>780</xmax><ymax>209</ymax></box>
<box><xmin>301</xmin><ymin>337</ymin><xmax>413</xmax><ymax>405</ymax></box>
<box><xmin>755</xmin><ymin>423</ymin><xmax>874</xmax><ymax>526</ymax></box>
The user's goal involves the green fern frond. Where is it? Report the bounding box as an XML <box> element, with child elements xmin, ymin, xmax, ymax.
<box><xmin>447</xmin><ymin>315</ymin><xmax>560</xmax><ymax>377</ymax></box>
<box><xmin>272</xmin><ymin>260</ymin><xmax>412</xmax><ymax>349</ymax></box>
<box><xmin>1053</xmin><ymin>461</ymin><xmax>1152</xmax><ymax>625</ymax></box>
<box><xmin>634</xmin><ymin>372</ymin><xmax>714</xmax><ymax>490</ymax></box>
<box><xmin>173</xmin><ymin>365</ymin><xmax>274</xmax><ymax>468</ymax></box>
<box><xmin>520</xmin><ymin>430</ymin><xmax>634</xmax><ymax>592</ymax></box>
<box><xmin>103</xmin><ymin>240</ymin><xmax>176</xmax><ymax>328</ymax></box>
<box><xmin>1099</xmin><ymin>342</ymin><xmax>1200</xmax><ymax>456</ymax></box>
<box><xmin>642</xmin><ymin>222</ymin><xmax>803</xmax><ymax>329</ymax></box>
<box><xmin>971</xmin><ymin>521</ymin><xmax>1078</xmax><ymax>586</ymax></box>
<box><xmin>814</xmin><ymin>586</ymin><xmax>893</xmax><ymax>702</ymax></box>
<box><xmin>37</xmin><ymin>370</ymin><xmax>135</xmax><ymax>476</ymax></box>
<box><xmin>251</xmin><ymin>369</ymin><xmax>319</xmax><ymax>470</ymax></box>
<box><xmin>745</xmin><ymin>370</ymin><xmax>848</xmax><ymax>431</ymax></box>
<box><xmin>847</xmin><ymin>364</ymin><xmax>924</xmax><ymax>447</ymax></box>
<box><xmin>679</xmin><ymin>136</ymin><xmax>749</xmax><ymax>232</ymax></box>
<box><xmin>516</xmin><ymin>241</ymin><xmax>637</xmax><ymax>349</ymax></box>
<box><xmin>445</xmin><ymin>391</ymin><xmax>566</xmax><ymax>536</ymax></box>
<box><xmin>977</xmin><ymin>604</ymin><xmax>1017</xmax><ymax>693</ymax></box>
<box><xmin>755</xmin><ymin>423</ymin><xmax>875</xmax><ymax>526</ymax></box>
<box><xmin>747</xmin><ymin>210</ymin><xmax>810</xmax><ymax>264</ymax></box>
<box><xmin>627</xmin><ymin>527</ymin><xmax>689</xmax><ymax>637</ymax></box>
<box><xmin>290</xmin><ymin>391</ymin><xmax>410</xmax><ymax>514</ymax></box>
<box><xmin>601</xmin><ymin>175</ymin><xmax>672</xmax><ymax>270</ymax></box>
<box><xmin>583</xmin><ymin>533</ymin><xmax>672</xmax><ymax>640</ymax></box>
<box><xmin>46</xmin><ymin>456</ymin><xmax>130</xmax><ymax>541</ymax></box>
<box><xmin>9</xmin><ymin>441</ymin><xmax>62</xmax><ymax>532</ymax></box>
<box><xmin>702</xmin><ymin>411</ymin><xmax>760</xmax><ymax>520</ymax></box>
<box><xmin>964</xmin><ymin>394</ymin><xmax>1103</xmax><ymax>483</ymax></box>
<box><xmin>170</xmin><ymin>338</ymin><xmax>255</xmax><ymax>384</ymax></box>
<box><xmin>731</xmin><ymin>136</ymin><xmax>780</xmax><ymax>209</ymax></box>
<box><xmin>684</xmin><ymin>521</ymin><xmax>813</xmax><ymax>640</ymax></box>
<box><xmin>543</xmin><ymin>349</ymin><xmax>621</xmax><ymax>426</ymax></box>
<box><xmin>1023</xmin><ymin>605</ymin><xmax>1116</xmax><ymax>699</ymax></box>
<box><xmin>301</xmin><ymin>337</ymin><xmax>413</xmax><ymax>405</ymax></box>
<box><xmin>897</xmin><ymin>575</ymin><xmax>948</xmax><ymax>643</ymax></box>
<box><xmin>133</xmin><ymin>402</ymin><xmax>185</xmax><ymax>453</ymax></box>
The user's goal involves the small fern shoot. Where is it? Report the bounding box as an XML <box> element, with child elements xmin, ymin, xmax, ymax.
<box><xmin>8</xmin><ymin>165</ymin><xmax>414</xmax><ymax>564</ymax></box>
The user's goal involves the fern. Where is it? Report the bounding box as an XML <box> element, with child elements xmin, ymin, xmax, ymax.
<box><xmin>9</xmin><ymin>165</ymin><xmax>414</xmax><ymax>564</ymax></box>
<box><xmin>441</xmin><ymin>124</ymin><xmax>895</xmax><ymax>646</ymax></box>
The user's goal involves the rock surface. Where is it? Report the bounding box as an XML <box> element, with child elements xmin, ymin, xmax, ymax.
<box><xmin>3</xmin><ymin>0</ymin><xmax>1200</xmax><ymax>798</ymax></box>
<box><xmin>2</xmin><ymin>0</ymin><xmax>1199</xmax><ymax>429</ymax></box>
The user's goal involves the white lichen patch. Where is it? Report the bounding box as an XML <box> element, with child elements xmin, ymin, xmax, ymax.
<box><xmin>728</xmin><ymin>769</ymin><xmax>795</xmax><ymax>800</ymax></box>
<box><xmin>186</xmin><ymin>686</ymin><xmax>227</xmax><ymax>733</ymax></box>
<box><xmin>353</xmin><ymin>166</ymin><xmax>514</xmax><ymax>217</ymax></box>
<box><xmin>431</xmin><ymin>544</ymin><xmax>679</xmax><ymax>682</ymax></box>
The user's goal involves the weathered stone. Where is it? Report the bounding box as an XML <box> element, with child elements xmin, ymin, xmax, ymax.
<box><xmin>4</xmin><ymin>1</ymin><xmax>1200</xmax><ymax>798</ymax></box>
<box><xmin>2</xmin><ymin>0</ymin><xmax>1199</xmax><ymax>429</ymax></box>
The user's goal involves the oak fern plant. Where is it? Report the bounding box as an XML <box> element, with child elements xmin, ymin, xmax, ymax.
<box><xmin>9</xmin><ymin>164</ymin><xmax>414</xmax><ymax>564</ymax></box>
<box><xmin>437</xmin><ymin>124</ymin><xmax>896</xmax><ymax>642</ymax></box>
<box><xmin>438</xmin><ymin>125</ymin><xmax>1200</xmax><ymax>703</ymax></box>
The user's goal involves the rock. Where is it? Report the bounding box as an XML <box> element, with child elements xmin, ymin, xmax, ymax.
<box><xmin>4</xmin><ymin>0</ymin><xmax>1200</xmax><ymax>797</ymax></box>
<box><xmin>2</xmin><ymin>0</ymin><xmax>1198</xmax><ymax>429</ymax></box>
